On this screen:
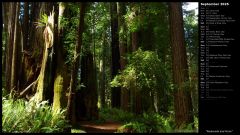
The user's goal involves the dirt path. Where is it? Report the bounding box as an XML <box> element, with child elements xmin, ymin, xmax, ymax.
<box><xmin>79</xmin><ymin>121</ymin><xmax>122</xmax><ymax>133</ymax></box>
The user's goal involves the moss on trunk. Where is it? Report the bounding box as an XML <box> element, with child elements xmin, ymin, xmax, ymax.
<box><xmin>35</xmin><ymin>47</ymin><xmax>48</xmax><ymax>101</ymax></box>
<box><xmin>53</xmin><ymin>73</ymin><xmax>65</xmax><ymax>112</ymax></box>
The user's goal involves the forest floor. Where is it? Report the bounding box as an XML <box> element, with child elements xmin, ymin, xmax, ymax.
<box><xmin>78</xmin><ymin>121</ymin><xmax>123</xmax><ymax>133</ymax></box>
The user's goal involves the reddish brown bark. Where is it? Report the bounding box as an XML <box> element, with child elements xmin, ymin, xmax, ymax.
<box><xmin>67</xmin><ymin>2</ymin><xmax>86</xmax><ymax>124</ymax></box>
<box><xmin>169</xmin><ymin>2</ymin><xmax>194</xmax><ymax>128</ymax></box>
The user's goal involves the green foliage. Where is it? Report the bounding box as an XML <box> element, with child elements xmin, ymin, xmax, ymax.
<box><xmin>2</xmin><ymin>96</ymin><xmax>70</xmax><ymax>133</ymax></box>
<box><xmin>99</xmin><ymin>107</ymin><xmax>135</xmax><ymax>123</ymax></box>
<box><xmin>183</xmin><ymin>7</ymin><xmax>198</xmax><ymax>117</ymax></box>
<box><xmin>117</xmin><ymin>112</ymin><xmax>198</xmax><ymax>133</ymax></box>
<box><xmin>2</xmin><ymin>31</ymin><xmax>7</xmax><ymax>51</ymax></box>
<box><xmin>117</xmin><ymin>113</ymin><xmax>175</xmax><ymax>133</ymax></box>
<box><xmin>104</xmin><ymin>107</ymin><xmax>199</xmax><ymax>133</ymax></box>
<box><xmin>117</xmin><ymin>122</ymin><xmax>146</xmax><ymax>133</ymax></box>
<box><xmin>62</xmin><ymin>19</ymin><xmax>78</xmax><ymax>66</ymax></box>
<box><xmin>111</xmin><ymin>48</ymin><xmax>169</xmax><ymax>93</ymax></box>
<box><xmin>71</xmin><ymin>129</ymin><xmax>86</xmax><ymax>133</ymax></box>
<box><xmin>2</xmin><ymin>88</ymin><xmax>8</xmax><ymax>97</ymax></box>
<box><xmin>35</xmin><ymin>13</ymin><xmax>48</xmax><ymax>28</ymax></box>
<box><xmin>183</xmin><ymin>7</ymin><xmax>198</xmax><ymax>64</ymax></box>
<box><xmin>99</xmin><ymin>107</ymin><xmax>184</xmax><ymax>133</ymax></box>
<box><xmin>194</xmin><ymin>116</ymin><xmax>199</xmax><ymax>130</ymax></box>
<box><xmin>174</xmin><ymin>122</ymin><xmax>198</xmax><ymax>133</ymax></box>
<box><xmin>140</xmin><ymin>113</ymin><xmax>168</xmax><ymax>132</ymax></box>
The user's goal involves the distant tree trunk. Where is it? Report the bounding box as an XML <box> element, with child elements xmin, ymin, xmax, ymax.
<box><xmin>110</xmin><ymin>2</ymin><xmax>121</xmax><ymax>108</ymax></box>
<box><xmin>169</xmin><ymin>2</ymin><xmax>194</xmax><ymax>128</ymax></box>
<box><xmin>117</xmin><ymin>2</ymin><xmax>129</xmax><ymax>111</ymax></box>
<box><xmin>78</xmin><ymin>52</ymin><xmax>99</xmax><ymax>120</ymax></box>
<box><xmin>2</xmin><ymin>3</ymin><xmax>8</xmax><ymax>34</ymax></box>
<box><xmin>23</xmin><ymin>2</ymin><xmax>29</xmax><ymax>49</ymax></box>
<box><xmin>100</xmin><ymin>33</ymin><xmax>107</xmax><ymax>108</ymax></box>
<box><xmin>76</xmin><ymin>4</ymin><xmax>99</xmax><ymax>121</ymax></box>
<box><xmin>131</xmin><ymin>4</ymin><xmax>139</xmax><ymax>52</ymax></box>
<box><xmin>4</xmin><ymin>3</ymin><xmax>16</xmax><ymax>93</ymax></box>
<box><xmin>92</xmin><ymin>10</ymin><xmax>98</xmax><ymax>98</ymax></box>
<box><xmin>2</xmin><ymin>3</ymin><xmax>5</xmax><ymax>88</ymax></box>
<box><xmin>140</xmin><ymin>22</ymin><xmax>154</xmax><ymax>51</ymax></box>
<box><xmin>18</xmin><ymin>3</ymin><xmax>29</xmax><ymax>91</ymax></box>
<box><xmin>10</xmin><ymin>3</ymin><xmax>19</xmax><ymax>92</ymax></box>
<box><xmin>130</xmin><ymin>4</ymin><xmax>142</xmax><ymax>114</ymax></box>
<box><xmin>4</xmin><ymin>3</ymin><xmax>21</xmax><ymax>94</ymax></box>
<box><xmin>16</xmin><ymin>17</ymin><xmax>23</xmax><ymax>92</ymax></box>
<box><xmin>66</xmin><ymin>2</ymin><xmax>86</xmax><ymax>125</ymax></box>
<box><xmin>131</xmin><ymin>32</ymin><xmax>138</xmax><ymax>52</ymax></box>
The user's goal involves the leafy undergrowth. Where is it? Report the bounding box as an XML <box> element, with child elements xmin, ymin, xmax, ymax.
<box><xmin>99</xmin><ymin>107</ymin><xmax>135</xmax><ymax>123</ymax></box>
<box><xmin>99</xmin><ymin>108</ymin><xmax>198</xmax><ymax>133</ymax></box>
<box><xmin>2</xmin><ymin>96</ymin><xmax>71</xmax><ymax>133</ymax></box>
<box><xmin>71</xmin><ymin>129</ymin><xmax>86</xmax><ymax>133</ymax></box>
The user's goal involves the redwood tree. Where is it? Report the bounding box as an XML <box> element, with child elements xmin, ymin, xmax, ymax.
<box><xmin>117</xmin><ymin>2</ymin><xmax>129</xmax><ymax>111</ymax></box>
<box><xmin>66</xmin><ymin>2</ymin><xmax>86</xmax><ymax>124</ymax></box>
<box><xmin>169</xmin><ymin>2</ymin><xmax>194</xmax><ymax>128</ymax></box>
<box><xmin>110</xmin><ymin>2</ymin><xmax>121</xmax><ymax>108</ymax></box>
<box><xmin>52</xmin><ymin>2</ymin><xmax>69</xmax><ymax>113</ymax></box>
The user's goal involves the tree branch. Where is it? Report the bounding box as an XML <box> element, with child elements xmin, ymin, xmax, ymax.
<box><xmin>18</xmin><ymin>78</ymin><xmax>39</xmax><ymax>98</ymax></box>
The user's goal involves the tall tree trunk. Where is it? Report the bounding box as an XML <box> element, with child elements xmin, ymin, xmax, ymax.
<box><xmin>76</xmin><ymin>4</ymin><xmax>99</xmax><ymax>121</ymax></box>
<box><xmin>100</xmin><ymin>33</ymin><xmax>107</xmax><ymax>108</ymax></box>
<box><xmin>130</xmin><ymin>4</ymin><xmax>142</xmax><ymax>114</ymax></box>
<box><xmin>66</xmin><ymin>2</ymin><xmax>86</xmax><ymax>125</ymax></box>
<box><xmin>52</xmin><ymin>2</ymin><xmax>69</xmax><ymax>113</ymax></box>
<box><xmin>117</xmin><ymin>2</ymin><xmax>129</xmax><ymax>111</ymax></box>
<box><xmin>23</xmin><ymin>2</ymin><xmax>29</xmax><ymax>49</ymax></box>
<box><xmin>110</xmin><ymin>2</ymin><xmax>121</xmax><ymax>108</ymax></box>
<box><xmin>78</xmin><ymin>52</ymin><xmax>99</xmax><ymax>120</ymax></box>
<box><xmin>11</xmin><ymin>3</ymin><xmax>21</xmax><ymax>93</ymax></box>
<box><xmin>5</xmin><ymin>3</ymin><xmax>16</xmax><ymax>93</ymax></box>
<box><xmin>2</xmin><ymin>3</ymin><xmax>10</xmax><ymax>86</ymax></box>
<box><xmin>169</xmin><ymin>2</ymin><xmax>193</xmax><ymax>128</ymax></box>
<box><xmin>18</xmin><ymin>2</ymin><xmax>29</xmax><ymax>91</ymax></box>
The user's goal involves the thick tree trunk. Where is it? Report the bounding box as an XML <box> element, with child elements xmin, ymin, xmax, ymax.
<box><xmin>110</xmin><ymin>2</ymin><xmax>121</xmax><ymax>108</ymax></box>
<box><xmin>78</xmin><ymin>52</ymin><xmax>99</xmax><ymax>120</ymax></box>
<box><xmin>52</xmin><ymin>2</ymin><xmax>69</xmax><ymax>113</ymax></box>
<box><xmin>117</xmin><ymin>2</ymin><xmax>129</xmax><ymax>111</ymax></box>
<box><xmin>169</xmin><ymin>2</ymin><xmax>194</xmax><ymax>128</ymax></box>
<box><xmin>66</xmin><ymin>2</ymin><xmax>86</xmax><ymax>125</ymax></box>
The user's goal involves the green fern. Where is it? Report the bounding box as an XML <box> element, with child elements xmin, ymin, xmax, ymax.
<box><xmin>35</xmin><ymin>13</ymin><xmax>48</xmax><ymax>28</ymax></box>
<box><xmin>2</xmin><ymin>96</ymin><xmax>70</xmax><ymax>133</ymax></box>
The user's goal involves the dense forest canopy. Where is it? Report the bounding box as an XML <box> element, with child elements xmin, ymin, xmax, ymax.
<box><xmin>2</xmin><ymin>2</ymin><xmax>198</xmax><ymax>133</ymax></box>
